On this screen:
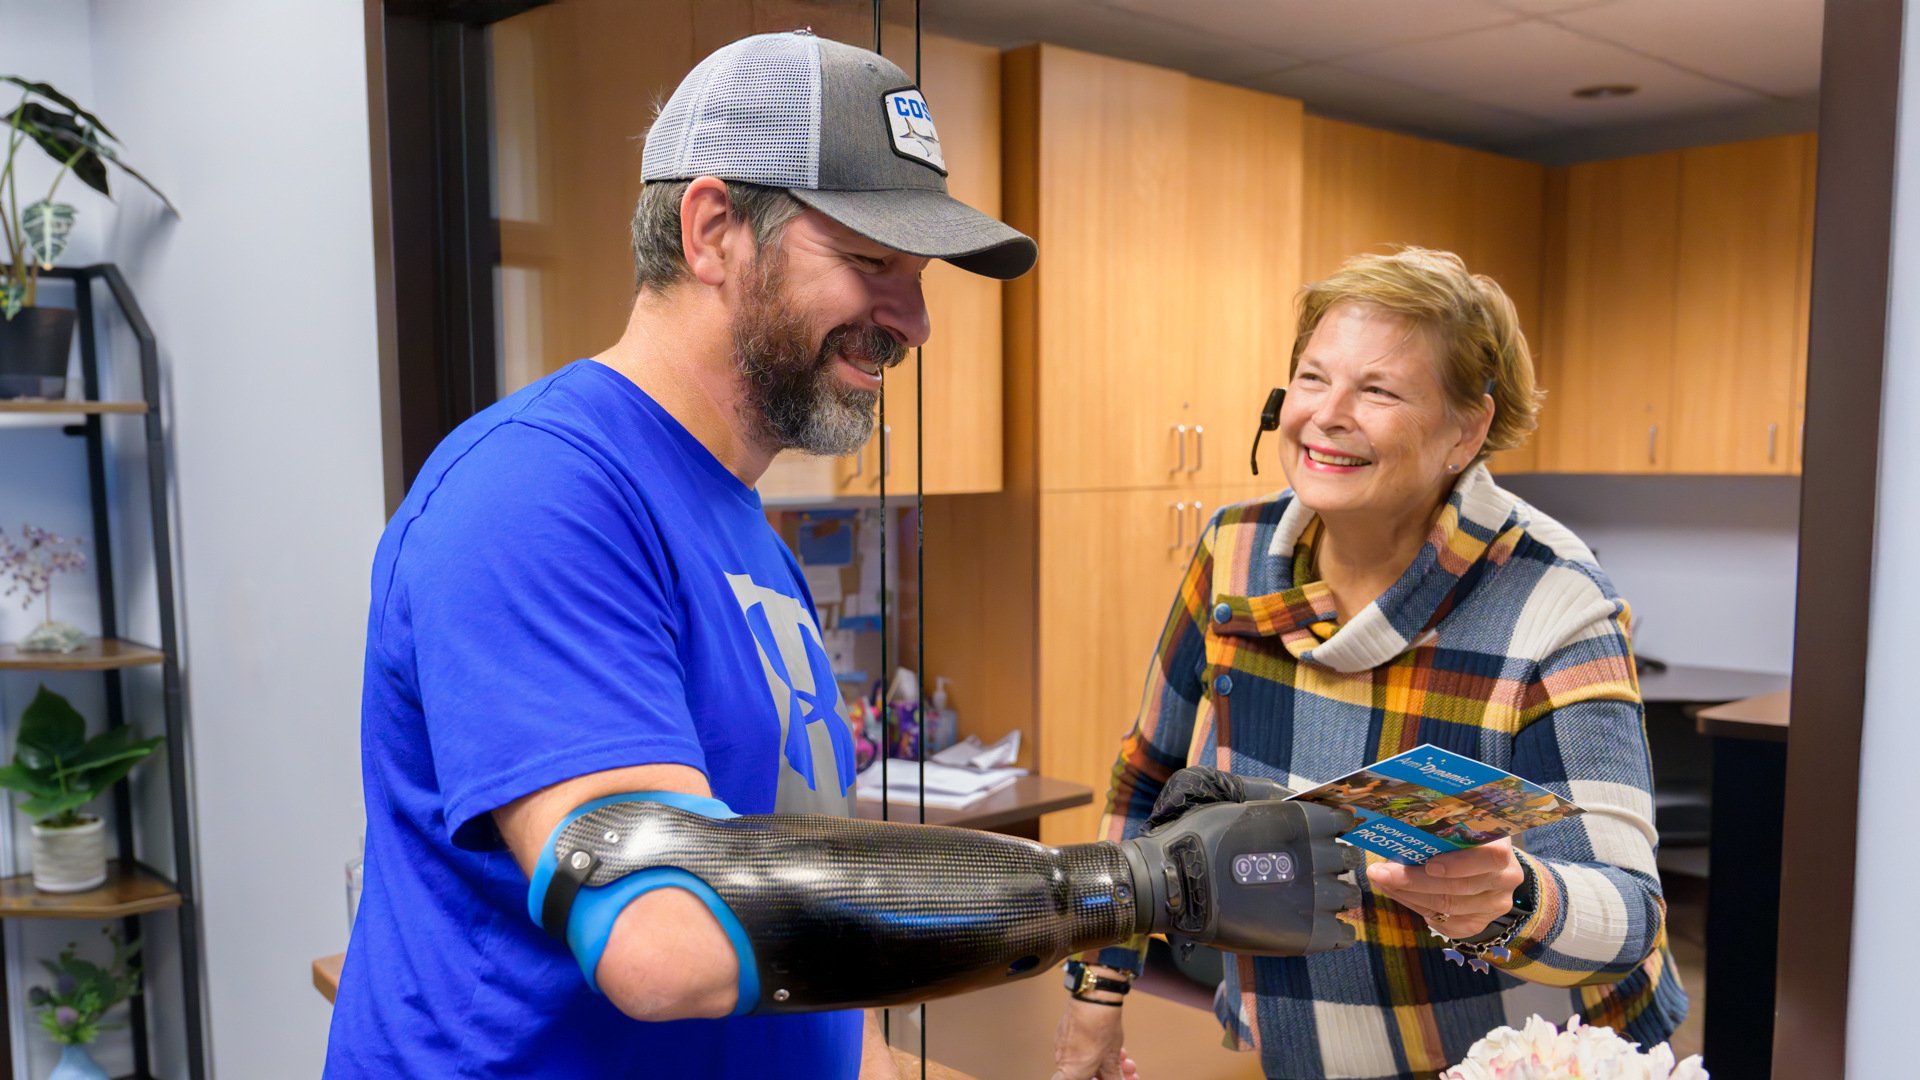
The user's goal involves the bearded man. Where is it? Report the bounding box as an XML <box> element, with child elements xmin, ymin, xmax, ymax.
<box><xmin>327</xmin><ymin>30</ymin><xmax>1359</xmax><ymax>1080</ymax></box>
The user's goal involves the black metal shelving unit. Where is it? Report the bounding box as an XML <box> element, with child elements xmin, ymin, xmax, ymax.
<box><xmin>0</xmin><ymin>264</ymin><xmax>205</xmax><ymax>1079</ymax></box>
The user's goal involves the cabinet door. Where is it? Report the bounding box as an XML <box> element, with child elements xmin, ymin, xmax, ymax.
<box><xmin>863</xmin><ymin>32</ymin><xmax>1005</xmax><ymax>497</ymax></box>
<box><xmin>1025</xmin><ymin>46</ymin><xmax>1197</xmax><ymax>493</ymax></box>
<box><xmin>1038</xmin><ymin>488</ymin><xmax>1204</xmax><ymax>844</ymax></box>
<box><xmin>1670</xmin><ymin>136</ymin><xmax>1812</xmax><ymax>474</ymax></box>
<box><xmin>1543</xmin><ymin>152</ymin><xmax>1682</xmax><ymax>473</ymax></box>
<box><xmin>1189</xmin><ymin>81</ymin><xmax>1304</xmax><ymax>489</ymax></box>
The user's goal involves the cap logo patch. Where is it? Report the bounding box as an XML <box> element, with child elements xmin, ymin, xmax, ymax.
<box><xmin>884</xmin><ymin>89</ymin><xmax>947</xmax><ymax>175</ymax></box>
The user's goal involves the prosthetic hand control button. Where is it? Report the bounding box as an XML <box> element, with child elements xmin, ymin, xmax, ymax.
<box><xmin>1232</xmin><ymin>851</ymin><xmax>1296</xmax><ymax>885</ymax></box>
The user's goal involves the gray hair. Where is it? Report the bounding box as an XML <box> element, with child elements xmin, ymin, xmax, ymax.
<box><xmin>631</xmin><ymin>179</ymin><xmax>805</xmax><ymax>293</ymax></box>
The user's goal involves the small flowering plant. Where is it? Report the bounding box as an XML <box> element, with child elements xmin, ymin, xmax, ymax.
<box><xmin>0</xmin><ymin>523</ymin><xmax>88</xmax><ymax>652</ymax></box>
<box><xmin>26</xmin><ymin>929</ymin><xmax>141</xmax><ymax>1046</ymax></box>
<box><xmin>1443</xmin><ymin>1015</ymin><xmax>1707</xmax><ymax>1080</ymax></box>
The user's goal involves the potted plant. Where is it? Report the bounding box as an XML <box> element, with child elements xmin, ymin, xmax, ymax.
<box><xmin>1</xmin><ymin>522</ymin><xmax>89</xmax><ymax>652</ymax></box>
<box><xmin>27</xmin><ymin>928</ymin><xmax>141</xmax><ymax>1080</ymax></box>
<box><xmin>1</xmin><ymin>76</ymin><xmax>174</xmax><ymax>399</ymax></box>
<box><xmin>0</xmin><ymin>685</ymin><xmax>162</xmax><ymax>892</ymax></box>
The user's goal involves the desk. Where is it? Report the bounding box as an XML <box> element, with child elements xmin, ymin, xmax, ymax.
<box><xmin>312</xmin><ymin>953</ymin><xmax>980</xmax><ymax>1079</ymax></box>
<box><xmin>856</xmin><ymin>775</ymin><xmax>1093</xmax><ymax>838</ymax></box>
<box><xmin>1694</xmin><ymin>687</ymin><xmax>1791</xmax><ymax>1080</ymax></box>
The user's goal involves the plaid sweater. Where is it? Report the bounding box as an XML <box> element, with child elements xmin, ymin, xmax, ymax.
<box><xmin>1093</xmin><ymin>464</ymin><xmax>1687</xmax><ymax>1080</ymax></box>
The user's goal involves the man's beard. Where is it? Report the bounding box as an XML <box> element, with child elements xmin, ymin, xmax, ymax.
<box><xmin>730</xmin><ymin>254</ymin><xmax>905</xmax><ymax>457</ymax></box>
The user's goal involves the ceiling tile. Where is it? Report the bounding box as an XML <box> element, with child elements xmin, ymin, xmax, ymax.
<box><xmin>1339</xmin><ymin>19</ymin><xmax>1768</xmax><ymax>125</ymax></box>
<box><xmin>1099</xmin><ymin>0</ymin><xmax>1521</xmax><ymax>62</ymax></box>
<box><xmin>1550</xmin><ymin>0</ymin><xmax>1823</xmax><ymax>98</ymax></box>
<box><xmin>1243</xmin><ymin>64</ymin><xmax>1558</xmax><ymax>147</ymax></box>
<box><xmin>924</xmin><ymin>0</ymin><xmax>1298</xmax><ymax>81</ymax></box>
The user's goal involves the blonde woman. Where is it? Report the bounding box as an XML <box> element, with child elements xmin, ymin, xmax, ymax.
<box><xmin>1051</xmin><ymin>250</ymin><xmax>1682</xmax><ymax>1080</ymax></box>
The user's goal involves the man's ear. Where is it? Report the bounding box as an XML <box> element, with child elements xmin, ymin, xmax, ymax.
<box><xmin>680</xmin><ymin>177</ymin><xmax>739</xmax><ymax>288</ymax></box>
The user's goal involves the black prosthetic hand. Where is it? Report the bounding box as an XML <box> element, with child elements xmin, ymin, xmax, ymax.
<box><xmin>532</xmin><ymin>777</ymin><xmax>1360</xmax><ymax>1014</ymax></box>
<box><xmin>1116</xmin><ymin>767</ymin><xmax>1363</xmax><ymax>956</ymax></box>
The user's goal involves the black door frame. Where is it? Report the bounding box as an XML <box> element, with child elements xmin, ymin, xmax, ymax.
<box><xmin>363</xmin><ymin>0</ymin><xmax>549</xmax><ymax>512</ymax></box>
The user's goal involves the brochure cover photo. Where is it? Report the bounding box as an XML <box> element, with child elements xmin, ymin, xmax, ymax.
<box><xmin>1289</xmin><ymin>744</ymin><xmax>1584</xmax><ymax>865</ymax></box>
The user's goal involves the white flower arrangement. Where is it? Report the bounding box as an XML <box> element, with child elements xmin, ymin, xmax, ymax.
<box><xmin>1442</xmin><ymin>1015</ymin><xmax>1707</xmax><ymax>1080</ymax></box>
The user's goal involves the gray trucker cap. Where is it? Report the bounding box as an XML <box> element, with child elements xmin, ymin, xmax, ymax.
<box><xmin>641</xmin><ymin>30</ymin><xmax>1036</xmax><ymax>280</ymax></box>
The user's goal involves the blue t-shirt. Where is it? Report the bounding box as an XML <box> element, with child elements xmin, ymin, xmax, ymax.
<box><xmin>325</xmin><ymin>360</ymin><xmax>863</xmax><ymax>1078</ymax></box>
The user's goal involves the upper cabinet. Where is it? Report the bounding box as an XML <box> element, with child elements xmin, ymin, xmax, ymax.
<box><xmin>1007</xmin><ymin>45</ymin><xmax>1304</xmax><ymax>494</ymax></box>
<box><xmin>831</xmin><ymin>31</ymin><xmax>1008</xmax><ymax>498</ymax></box>
<box><xmin>1670</xmin><ymin>135</ymin><xmax>1816</xmax><ymax>474</ymax></box>
<box><xmin>1541</xmin><ymin>150</ymin><xmax>1683</xmax><ymax>474</ymax></box>
<box><xmin>1541</xmin><ymin>135</ymin><xmax>1815</xmax><ymax>475</ymax></box>
<box><xmin>1301</xmin><ymin>118</ymin><xmax>1547</xmax><ymax>474</ymax></box>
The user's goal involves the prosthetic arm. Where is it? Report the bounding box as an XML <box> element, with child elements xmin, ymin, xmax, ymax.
<box><xmin>527</xmin><ymin>772</ymin><xmax>1361</xmax><ymax>1015</ymax></box>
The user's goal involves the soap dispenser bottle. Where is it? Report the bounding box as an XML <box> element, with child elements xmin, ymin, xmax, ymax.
<box><xmin>928</xmin><ymin>676</ymin><xmax>958</xmax><ymax>754</ymax></box>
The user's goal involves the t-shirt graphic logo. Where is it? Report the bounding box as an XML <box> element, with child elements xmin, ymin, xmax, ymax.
<box><xmin>726</xmin><ymin>573</ymin><xmax>857</xmax><ymax>812</ymax></box>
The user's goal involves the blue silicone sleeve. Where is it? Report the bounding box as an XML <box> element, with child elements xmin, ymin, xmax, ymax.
<box><xmin>526</xmin><ymin>791</ymin><xmax>761</xmax><ymax>1015</ymax></box>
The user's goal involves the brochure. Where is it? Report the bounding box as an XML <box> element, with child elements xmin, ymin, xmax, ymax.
<box><xmin>1288</xmin><ymin>744</ymin><xmax>1583</xmax><ymax>865</ymax></box>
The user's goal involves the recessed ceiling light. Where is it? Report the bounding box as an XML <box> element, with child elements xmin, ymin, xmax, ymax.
<box><xmin>1572</xmin><ymin>84</ymin><xmax>1639</xmax><ymax>99</ymax></box>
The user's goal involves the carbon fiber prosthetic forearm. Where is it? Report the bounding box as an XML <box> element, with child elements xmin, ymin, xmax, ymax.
<box><xmin>538</xmin><ymin>800</ymin><xmax>1141</xmax><ymax>1013</ymax></box>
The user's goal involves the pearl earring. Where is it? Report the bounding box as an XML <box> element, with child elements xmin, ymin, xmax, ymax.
<box><xmin>1448</xmin><ymin>463</ymin><xmax>1461</xmax><ymax>473</ymax></box>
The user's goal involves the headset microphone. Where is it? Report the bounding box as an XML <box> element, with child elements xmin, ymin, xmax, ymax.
<box><xmin>1249</xmin><ymin>387</ymin><xmax>1284</xmax><ymax>475</ymax></box>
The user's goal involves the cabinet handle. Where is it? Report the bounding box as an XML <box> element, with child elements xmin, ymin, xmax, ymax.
<box><xmin>1768</xmin><ymin>423</ymin><xmax>1779</xmax><ymax>464</ymax></box>
<box><xmin>1648</xmin><ymin>425</ymin><xmax>1658</xmax><ymax>467</ymax></box>
<box><xmin>1171</xmin><ymin>424</ymin><xmax>1188</xmax><ymax>475</ymax></box>
<box><xmin>850</xmin><ymin>444</ymin><xmax>865</xmax><ymax>480</ymax></box>
<box><xmin>1189</xmin><ymin>425</ymin><xmax>1205</xmax><ymax>474</ymax></box>
<box><xmin>1170</xmin><ymin>501</ymin><xmax>1186</xmax><ymax>552</ymax></box>
<box><xmin>882</xmin><ymin>424</ymin><xmax>892</xmax><ymax>478</ymax></box>
<box><xmin>1190</xmin><ymin>500</ymin><xmax>1204</xmax><ymax>541</ymax></box>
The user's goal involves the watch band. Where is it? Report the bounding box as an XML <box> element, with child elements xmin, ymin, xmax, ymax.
<box><xmin>1433</xmin><ymin>856</ymin><xmax>1538</xmax><ymax>972</ymax></box>
<box><xmin>1063</xmin><ymin>960</ymin><xmax>1132</xmax><ymax>1001</ymax></box>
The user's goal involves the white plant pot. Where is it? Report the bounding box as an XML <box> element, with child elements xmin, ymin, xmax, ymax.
<box><xmin>31</xmin><ymin>817</ymin><xmax>107</xmax><ymax>893</ymax></box>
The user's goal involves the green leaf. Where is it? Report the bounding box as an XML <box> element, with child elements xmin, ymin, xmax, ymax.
<box><xmin>20</xmin><ymin>789</ymin><xmax>94</xmax><ymax>823</ymax></box>
<box><xmin>0</xmin><ymin>77</ymin><xmax>117</xmax><ymax>140</ymax></box>
<box><xmin>19</xmin><ymin>685</ymin><xmax>86</xmax><ymax>758</ymax></box>
<box><xmin>1</xmin><ymin>281</ymin><xmax>22</xmax><ymax>320</ymax></box>
<box><xmin>21</xmin><ymin>201</ymin><xmax>74</xmax><ymax>269</ymax></box>
<box><xmin>10</xmin><ymin>104</ymin><xmax>110</xmax><ymax>197</ymax></box>
<box><xmin>0</xmin><ymin>762</ymin><xmax>54</xmax><ymax>799</ymax></box>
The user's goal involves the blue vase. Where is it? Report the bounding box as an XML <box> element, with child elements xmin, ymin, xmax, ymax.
<box><xmin>48</xmin><ymin>1044</ymin><xmax>107</xmax><ymax>1080</ymax></box>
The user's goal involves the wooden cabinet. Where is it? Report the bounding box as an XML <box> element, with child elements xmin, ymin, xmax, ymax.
<box><xmin>1540</xmin><ymin>135</ymin><xmax>1815</xmax><ymax>475</ymax></box>
<box><xmin>1301</xmin><ymin>118</ymin><xmax>1547</xmax><ymax>474</ymax></box>
<box><xmin>1671</xmin><ymin>136</ymin><xmax>1815</xmax><ymax>474</ymax></box>
<box><xmin>1542</xmin><ymin>150</ymin><xmax>1682</xmax><ymax>473</ymax></box>
<box><xmin>1016</xmin><ymin>46</ymin><xmax>1302</xmax><ymax>495</ymax></box>
<box><xmin>832</xmin><ymin>32</ymin><xmax>1007</xmax><ymax>498</ymax></box>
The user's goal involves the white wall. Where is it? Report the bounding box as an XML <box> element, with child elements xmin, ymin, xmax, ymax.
<box><xmin>1845</xmin><ymin>2</ymin><xmax>1920</xmax><ymax>1073</ymax></box>
<box><xmin>1501</xmin><ymin>473</ymin><xmax>1802</xmax><ymax>675</ymax></box>
<box><xmin>77</xmin><ymin>0</ymin><xmax>384</xmax><ymax>1075</ymax></box>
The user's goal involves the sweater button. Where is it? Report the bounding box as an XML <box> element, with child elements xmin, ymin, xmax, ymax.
<box><xmin>1212</xmin><ymin>603</ymin><xmax>1232</xmax><ymax>624</ymax></box>
<box><xmin>1212</xmin><ymin>674</ymin><xmax>1233</xmax><ymax>696</ymax></box>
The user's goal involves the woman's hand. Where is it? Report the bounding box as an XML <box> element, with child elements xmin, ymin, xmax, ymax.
<box><xmin>1050</xmin><ymin>998</ymin><xmax>1138</xmax><ymax>1080</ymax></box>
<box><xmin>1365</xmin><ymin>838</ymin><xmax>1525</xmax><ymax>940</ymax></box>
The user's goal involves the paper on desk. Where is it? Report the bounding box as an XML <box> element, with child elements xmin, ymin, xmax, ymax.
<box><xmin>929</xmin><ymin>730</ymin><xmax>1022</xmax><ymax>770</ymax></box>
<box><xmin>857</xmin><ymin>778</ymin><xmax>1021</xmax><ymax>810</ymax></box>
<box><xmin>856</xmin><ymin>759</ymin><xmax>1027</xmax><ymax>797</ymax></box>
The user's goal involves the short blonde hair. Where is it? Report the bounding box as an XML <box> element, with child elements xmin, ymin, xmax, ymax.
<box><xmin>1290</xmin><ymin>248</ymin><xmax>1543</xmax><ymax>459</ymax></box>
